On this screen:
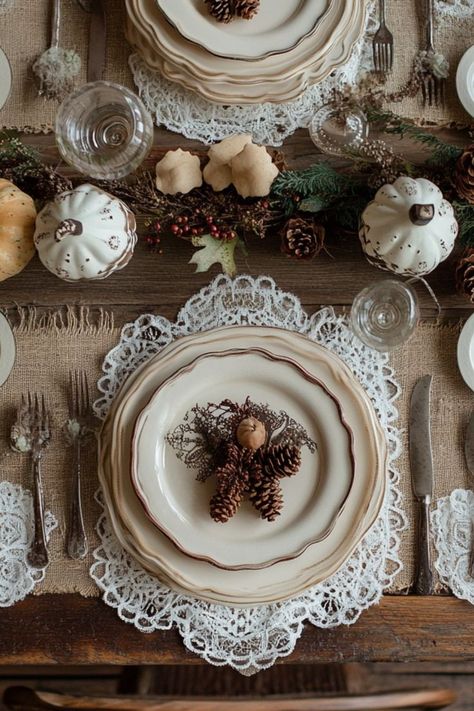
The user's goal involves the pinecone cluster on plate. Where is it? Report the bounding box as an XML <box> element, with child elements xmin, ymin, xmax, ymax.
<box><xmin>209</xmin><ymin>416</ymin><xmax>302</xmax><ymax>523</ymax></box>
<box><xmin>204</xmin><ymin>0</ymin><xmax>260</xmax><ymax>24</ymax></box>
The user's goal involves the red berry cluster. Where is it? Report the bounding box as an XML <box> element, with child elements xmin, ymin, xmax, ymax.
<box><xmin>169</xmin><ymin>209</ymin><xmax>238</xmax><ymax>243</ymax></box>
<box><xmin>144</xmin><ymin>219</ymin><xmax>163</xmax><ymax>253</ymax></box>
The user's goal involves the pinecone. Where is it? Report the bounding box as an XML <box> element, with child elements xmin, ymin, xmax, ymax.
<box><xmin>455</xmin><ymin>249</ymin><xmax>474</xmax><ymax>303</ymax></box>
<box><xmin>455</xmin><ymin>145</ymin><xmax>474</xmax><ymax>204</ymax></box>
<box><xmin>210</xmin><ymin>441</ymin><xmax>246</xmax><ymax>522</ymax></box>
<box><xmin>249</xmin><ymin>476</ymin><xmax>284</xmax><ymax>522</ymax></box>
<box><xmin>204</xmin><ymin>0</ymin><xmax>235</xmax><ymax>23</ymax></box>
<box><xmin>235</xmin><ymin>0</ymin><xmax>260</xmax><ymax>20</ymax></box>
<box><xmin>281</xmin><ymin>218</ymin><xmax>325</xmax><ymax>260</ymax></box>
<box><xmin>263</xmin><ymin>444</ymin><xmax>302</xmax><ymax>480</ymax></box>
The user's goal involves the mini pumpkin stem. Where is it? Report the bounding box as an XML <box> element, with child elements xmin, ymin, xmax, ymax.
<box><xmin>409</xmin><ymin>203</ymin><xmax>435</xmax><ymax>226</ymax></box>
<box><xmin>54</xmin><ymin>219</ymin><xmax>83</xmax><ymax>242</ymax></box>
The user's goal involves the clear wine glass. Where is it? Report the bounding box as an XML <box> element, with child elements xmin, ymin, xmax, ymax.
<box><xmin>55</xmin><ymin>80</ymin><xmax>154</xmax><ymax>180</ymax></box>
<box><xmin>309</xmin><ymin>103</ymin><xmax>369</xmax><ymax>157</ymax></box>
<box><xmin>350</xmin><ymin>279</ymin><xmax>419</xmax><ymax>351</ymax></box>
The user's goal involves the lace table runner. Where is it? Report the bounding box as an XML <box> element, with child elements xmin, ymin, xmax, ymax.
<box><xmin>0</xmin><ymin>0</ymin><xmax>472</xmax><ymax>137</ymax></box>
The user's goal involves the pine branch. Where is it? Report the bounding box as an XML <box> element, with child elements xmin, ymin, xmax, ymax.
<box><xmin>271</xmin><ymin>162</ymin><xmax>363</xmax><ymax>200</ymax></box>
<box><xmin>454</xmin><ymin>201</ymin><xmax>474</xmax><ymax>247</ymax></box>
<box><xmin>364</xmin><ymin>107</ymin><xmax>463</xmax><ymax>167</ymax></box>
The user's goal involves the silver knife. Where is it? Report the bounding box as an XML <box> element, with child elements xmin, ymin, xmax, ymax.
<box><xmin>409</xmin><ymin>374</ymin><xmax>434</xmax><ymax>595</ymax></box>
<box><xmin>464</xmin><ymin>411</ymin><xmax>474</xmax><ymax>577</ymax></box>
<box><xmin>87</xmin><ymin>0</ymin><xmax>106</xmax><ymax>83</ymax></box>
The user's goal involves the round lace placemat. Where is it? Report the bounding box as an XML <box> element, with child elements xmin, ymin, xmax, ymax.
<box><xmin>432</xmin><ymin>489</ymin><xmax>474</xmax><ymax>603</ymax></box>
<box><xmin>0</xmin><ymin>480</ymin><xmax>57</xmax><ymax>607</ymax></box>
<box><xmin>90</xmin><ymin>274</ymin><xmax>406</xmax><ymax>674</ymax></box>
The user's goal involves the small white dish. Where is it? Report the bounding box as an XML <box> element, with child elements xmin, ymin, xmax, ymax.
<box><xmin>0</xmin><ymin>47</ymin><xmax>12</xmax><ymax>110</ymax></box>
<box><xmin>456</xmin><ymin>45</ymin><xmax>474</xmax><ymax>118</ymax></box>
<box><xmin>458</xmin><ymin>312</ymin><xmax>474</xmax><ymax>391</ymax></box>
<box><xmin>0</xmin><ymin>312</ymin><xmax>15</xmax><ymax>387</ymax></box>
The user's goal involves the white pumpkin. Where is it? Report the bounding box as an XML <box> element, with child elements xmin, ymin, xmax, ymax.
<box><xmin>34</xmin><ymin>184</ymin><xmax>137</xmax><ymax>282</ymax></box>
<box><xmin>359</xmin><ymin>177</ymin><xmax>458</xmax><ymax>277</ymax></box>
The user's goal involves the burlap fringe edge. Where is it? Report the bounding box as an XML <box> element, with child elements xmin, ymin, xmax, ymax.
<box><xmin>4</xmin><ymin>305</ymin><xmax>115</xmax><ymax>336</ymax></box>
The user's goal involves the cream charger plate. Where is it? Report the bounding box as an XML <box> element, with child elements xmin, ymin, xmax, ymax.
<box><xmin>128</xmin><ymin>0</ymin><xmax>350</xmax><ymax>82</ymax></box>
<box><xmin>131</xmin><ymin>348</ymin><xmax>355</xmax><ymax>570</ymax></box>
<box><xmin>101</xmin><ymin>330</ymin><xmax>386</xmax><ymax>605</ymax></box>
<box><xmin>156</xmin><ymin>0</ymin><xmax>331</xmax><ymax>61</ymax></box>
<box><xmin>98</xmin><ymin>326</ymin><xmax>387</xmax><ymax>606</ymax></box>
<box><xmin>126</xmin><ymin>0</ymin><xmax>366</xmax><ymax>103</ymax></box>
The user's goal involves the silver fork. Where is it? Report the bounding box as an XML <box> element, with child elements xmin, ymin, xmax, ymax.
<box><xmin>372</xmin><ymin>0</ymin><xmax>393</xmax><ymax>75</ymax></box>
<box><xmin>11</xmin><ymin>394</ymin><xmax>51</xmax><ymax>569</ymax></box>
<box><xmin>420</xmin><ymin>0</ymin><xmax>448</xmax><ymax>107</ymax></box>
<box><xmin>66</xmin><ymin>371</ymin><xmax>90</xmax><ymax>560</ymax></box>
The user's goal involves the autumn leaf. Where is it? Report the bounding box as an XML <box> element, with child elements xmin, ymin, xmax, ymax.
<box><xmin>189</xmin><ymin>234</ymin><xmax>239</xmax><ymax>276</ymax></box>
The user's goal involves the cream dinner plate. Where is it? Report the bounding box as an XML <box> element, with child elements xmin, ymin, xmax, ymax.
<box><xmin>99</xmin><ymin>326</ymin><xmax>387</xmax><ymax>606</ymax></box>
<box><xmin>156</xmin><ymin>0</ymin><xmax>331</xmax><ymax>61</ymax></box>
<box><xmin>456</xmin><ymin>45</ymin><xmax>474</xmax><ymax>118</ymax></box>
<box><xmin>131</xmin><ymin>347</ymin><xmax>355</xmax><ymax>570</ymax></box>
<box><xmin>125</xmin><ymin>0</ymin><xmax>366</xmax><ymax>104</ymax></box>
<box><xmin>0</xmin><ymin>48</ymin><xmax>12</xmax><ymax>110</ymax></box>
<box><xmin>0</xmin><ymin>313</ymin><xmax>16</xmax><ymax>387</ymax></box>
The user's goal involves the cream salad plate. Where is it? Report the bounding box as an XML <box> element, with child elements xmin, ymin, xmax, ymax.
<box><xmin>130</xmin><ymin>347</ymin><xmax>355</xmax><ymax>571</ymax></box>
<box><xmin>156</xmin><ymin>0</ymin><xmax>331</xmax><ymax>61</ymax></box>
<box><xmin>98</xmin><ymin>326</ymin><xmax>387</xmax><ymax>606</ymax></box>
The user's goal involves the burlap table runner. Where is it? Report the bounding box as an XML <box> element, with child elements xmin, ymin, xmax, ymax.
<box><xmin>0</xmin><ymin>306</ymin><xmax>471</xmax><ymax>597</ymax></box>
<box><xmin>0</xmin><ymin>0</ymin><xmax>472</xmax><ymax>134</ymax></box>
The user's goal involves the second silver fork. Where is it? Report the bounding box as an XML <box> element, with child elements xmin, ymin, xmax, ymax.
<box><xmin>372</xmin><ymin>0</ymin><xmax>394</xmax><ymax>75</ymax></box>
<box><xmin>66</xmin><ymin>370</ymin><xmax>90</xmax><ymax>560</ymax></box>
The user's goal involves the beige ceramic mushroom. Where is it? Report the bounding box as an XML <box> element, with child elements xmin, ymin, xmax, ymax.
<box><xmin>208</xmin><ymin>134</ymin><xmax>252</xmax><ymax>166</ymax></box>
<box><xmin>231</xmin><ymin>143</ymin><xmax>279</xmax><ymax>198</ymax></box>
<box><xmin>155</xmin><ymin>149</ymin><xmax>203</xmax><ymax>195</ymax></box>
<box><xmin>203</xmin><ymin>161</ymin><xmax>233</xmax><ymax>192</ymax></box>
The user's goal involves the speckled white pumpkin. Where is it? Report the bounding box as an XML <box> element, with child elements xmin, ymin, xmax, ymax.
<box><xmin>359</xmin><ymin>177</ymin><xmax>458</xmax><ymax>277</ymax></box>
<box><xmin>34</xmin><ymin>184</ymin><xmax>137</xmax><ymax>281</ymax></box>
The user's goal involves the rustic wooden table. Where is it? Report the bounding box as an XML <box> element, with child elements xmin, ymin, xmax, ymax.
<box><xmin>1</xmin><ymin>127</ymin><xmax>474</xmax><ymax>666</ymax></box>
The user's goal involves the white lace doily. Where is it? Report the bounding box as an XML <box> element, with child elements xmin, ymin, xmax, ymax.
<box><xmin>432</xmin><ymin>489</ymin><xmax>474</xmax><ymax>604</ymax></box>
<box><xmin>0</xmin><ymin>480</ymin><xmax>57</xmax><ymax>607</ymax></box>
<box><xmin>128</xmin><ymin>2</ymin><xmax>376</xmax><ymax>146</ymax></box>
<box><xmin>436</xmin><ymin>0</ymin><xmax>474</xmax><ymax>18</ymax></box>
<box><xmin>90</xmin><ymin>274</ymin><xmax>406</xmax><ymax>674</ymax></box>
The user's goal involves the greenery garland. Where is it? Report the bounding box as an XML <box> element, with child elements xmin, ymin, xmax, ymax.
<box><xmin>1</xmin><ymin>117</ymin><xmax>474</xmax><ymax>275</ymax></box>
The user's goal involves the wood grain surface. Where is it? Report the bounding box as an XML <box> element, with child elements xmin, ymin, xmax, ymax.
<box><xmin>0</xmin><ymin>595</ymin><xmax>473</xmax><ymax>666</ymax></box>
<box><xmin>1</xmin><ymin>127</ymin><xmax>474</xmax><ymax>666</ymax></box>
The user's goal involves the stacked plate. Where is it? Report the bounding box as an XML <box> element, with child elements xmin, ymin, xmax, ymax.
<box><xmin>99</xmin><ymin>326</ymin><xmax>387</xmax><ymax>607</ymax></box>
<box><xmin>124</xmin><ymin>0</ymin><xmax>367</xmax><ymax>104</ymax></box>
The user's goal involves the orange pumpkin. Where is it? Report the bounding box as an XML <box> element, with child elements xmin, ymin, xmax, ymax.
<box><xmin>0</xmin><ymin>179</ymin><xmax>36</xmax><ymax>281</ymax></box>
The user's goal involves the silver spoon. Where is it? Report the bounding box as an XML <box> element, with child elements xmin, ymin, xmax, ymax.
<box><xmin>32</xmin><ymin>0</ymin><xmax>81</xmax><ymax>100</ymax></box>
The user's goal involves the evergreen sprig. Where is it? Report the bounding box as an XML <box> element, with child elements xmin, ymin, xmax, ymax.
<box><xmin>454</xmin><ymin>201</ymin><xmax>474</xmax><ymax>248</ymax></box>
<box><xmin>271</xmin><ymin>162</ymin><xmax>371</xmax><ymax>230</ymax></box>
<box><xmin>364</xmin><ymin>107</ymin><xmax>463</xmax><ymax>167</ymax></box>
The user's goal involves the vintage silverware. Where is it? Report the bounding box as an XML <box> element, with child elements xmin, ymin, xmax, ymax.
<box><xmin>372</xmin><ymin>0</ymin><xmax>393</xmax><ymax>74</ymax></box>
<box><xmin>87</xmin><ymin>0</ymin><xmax>106</xmax><ymax>82</ymax></box>
<box><xmin>11</xmin><ymin>393</ymin><xmax>51</xmax><ymax>569</ymax></box>
<box><xmin>409</xmin><ymin>374</ymin><xmax>434</xmax><ymax>595</ymax></box>
<box><xmin>420</xmin><ymin>0</ymin><xmax>448</xmax><ymax>107</ymax></box>
<box><xmin>32</xmin><ymin>0</ymin><xmax>81</xmax><ymax>100</ymax></box>
<box><xmin>66</xmin><ymin>370</ymin><xmax>91</xmax><ymax>560</ymax></box>
<box><xmin>464</xmin><ymin>411</ymin><xmax>474</xmax><ymax>577</ymax></box>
